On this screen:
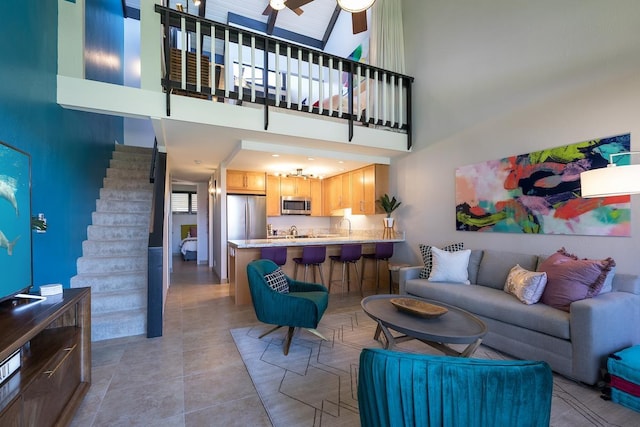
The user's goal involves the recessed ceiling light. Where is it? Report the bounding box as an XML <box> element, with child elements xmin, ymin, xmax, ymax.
<box><xmin>308</xmin><ymin>157</ymin><xmax>315</xmax><ymax>161</ymax></box>
<box><xmin>272</xmin><ymin>154</ymin><xmax>280</xmax><ymax>157</ymax></box>
<box><xmin>338</xmin><ymin>161</ymin><xmax>344</xmax><ymax>164</ymax></box>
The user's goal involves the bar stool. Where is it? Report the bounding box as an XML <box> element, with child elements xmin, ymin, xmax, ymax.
<box><xmin>329</xmin><ymin>244</ymin><xmax>363</xmax><ymax>296</ymax></box>
<box><xmin>293</xmin><ymin>246</ymin><xmax>326</xmax><ymax>286</ymax></box>
<box><xmin>361</xmin><ymin>242</ymin><xmax>394</xmax><ymax>293</ymax></box>
<box><xmin>260</xmin><ymin>246</ymin><xmax>287</xmax><ymax>267</ymax></box>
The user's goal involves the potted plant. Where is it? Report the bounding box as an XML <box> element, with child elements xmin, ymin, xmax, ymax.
<box><xmin>378</xmin><ymin>194</ymin><xmax>401</xmax><ymax>228</ymax></box>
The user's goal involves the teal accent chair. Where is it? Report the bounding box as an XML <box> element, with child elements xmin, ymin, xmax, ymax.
<box><xmin>358</xmin><ymin>348</ymin><xmax>553</xmax><ymax>427</ymax></box>
<box><xmin>247</xmin><ymin>259</ymin><xmax>330</xmax><ymax>355</ymax></box>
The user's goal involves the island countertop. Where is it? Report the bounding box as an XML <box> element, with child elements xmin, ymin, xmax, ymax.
<box><xmin>228</xmin><ymin>233</ymin><xmax>405</xmax><ymax>249</ymax></box>
<box><xmin>227</xmin><ymin>233</ymin><xmax>406</xmax><ymax>305</ymax></box>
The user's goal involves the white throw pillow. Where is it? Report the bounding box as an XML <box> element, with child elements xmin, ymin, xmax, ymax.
<box><xmin>504</xmin><ymin>264</ymin><xmax>547</xmax><ymax>304</ymax></box>
<box><xmin>264</xmin><ymin>267</ymin><xmax>289</xmax><ymax>294</ymax></box>
<box><xmin>428</xmin><ymin>247</ymin><xmax>471</xmax><ymax>284</ymax></box>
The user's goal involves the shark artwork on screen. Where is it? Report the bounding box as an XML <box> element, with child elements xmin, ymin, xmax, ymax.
<box><xmin>455</xmin><ymin>133</ymin><xmax>631</xmax><ymax>236</ymax></box>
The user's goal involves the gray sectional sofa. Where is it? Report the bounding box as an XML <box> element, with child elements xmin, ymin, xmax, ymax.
<box><xmin>398</xmin><ymin>249</ymin><xmax>640</xmax><ymax>385</ymax></box>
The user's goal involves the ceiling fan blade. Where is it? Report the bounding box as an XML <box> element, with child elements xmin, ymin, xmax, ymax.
<box><xmin>291</xmin><ymin>7</ymin><xmax>304</xmax><ymax>16</ymax></box>
<box><xmin>352</xmin><ymin>11</ymin><xmax>367</xmax><ymax>34</ymax></box>
<box><xmin>262</xmin><ymin>5</ymin><xmax>272</xmax><ymax>15</ymax></box>
<box><xmin>286</xmin><ymin>0</ymin><xmax>314</xmax><ymax>9</ymax></box>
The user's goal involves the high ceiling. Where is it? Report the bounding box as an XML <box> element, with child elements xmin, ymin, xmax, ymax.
<box><xmin>124</xmin><ymin>0</ymin><xmax>380</xmax><ymax>183</ymax></box>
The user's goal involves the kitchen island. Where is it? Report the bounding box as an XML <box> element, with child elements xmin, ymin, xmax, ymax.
<box><xmin>228</xmin><ymin>234</ymin><xmax>405</xmax><ymax>305</ymax></box>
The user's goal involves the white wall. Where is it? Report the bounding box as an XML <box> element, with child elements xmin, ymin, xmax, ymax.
<box><xmin>196</xmin><ymin>182</ymin><xmax>209</xmax><ymax>264</ymax></box>
<box><xmin>396</xmin><ymin>0</ymin><xmax>640</xmax><ymax>274</ymax></box>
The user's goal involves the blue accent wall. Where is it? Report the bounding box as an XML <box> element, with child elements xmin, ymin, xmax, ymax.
<box><xmin>0</xmin><ymin>0</ymin><xmax>124</xmax><ymax>289</ymax></box>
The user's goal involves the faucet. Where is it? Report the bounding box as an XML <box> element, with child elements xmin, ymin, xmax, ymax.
<box><xmin>339</xmin><ymin>217</ymin><xmax>351</xmax><ymax>236</ymax></box>
<box><xmin>289</xmin><ymin>225</ymin><xmax>298</xmax><ymax>236</ymax></box>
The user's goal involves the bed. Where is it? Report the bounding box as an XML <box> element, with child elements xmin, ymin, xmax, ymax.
<box><xmin>180</xmin><ymin>224</ymin><xmax>197</xmax><ymax>261</ymax></box>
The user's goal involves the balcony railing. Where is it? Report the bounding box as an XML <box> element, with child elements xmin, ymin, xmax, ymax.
<box><xmin>155</xmin><ymin>5</ymin><xmax>414</xmax><ymax>149</ymax></box>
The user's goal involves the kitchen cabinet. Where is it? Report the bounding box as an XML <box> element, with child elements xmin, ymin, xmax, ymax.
<box><xmin>322</xmin><ymin>173</ymin><xmax>351</xmax><ymax>215</ymax></box>
<box><xmin>227</xmin><ymin>170</ymin><xmax>266</xmax><ymax>194</ymax></box>
<box><xmin>310</xmin><ymin>179</ymin><xmax>323</xmax><ymax>216</ymax></box>
<box><xmin>280</xmin><ymin>177</ymin><xmax>311</xmax><ymax>197</ymax></box>
<box><xmin>351</xmin><ymin>164</ymin><xmax>389</xmax><ymax>215</ymax></box>
<box><xmin>266</xmin><ymin>175</ymin><xmax>281</xmax><ymax>216</ymax></box>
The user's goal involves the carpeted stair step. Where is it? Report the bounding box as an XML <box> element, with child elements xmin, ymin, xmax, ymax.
<box><xmin>96</xmin><ymin>198</ymin><xmax>152</xmax><ymax>213</ymax></box>
<box><xmin>115</xmin><ymin>144</ymin><xmax>152</xmax><ymax>154</ymax></box>
<box><xmin>106</xmin><ymin>167</ymin><xmax>149</xmax><ymax>180</ymax></box>
<box><xmin>103</xmin><ymin>177</ymin><xmax>154</xmax><ymax>190</ymax></box>
<box><xmin>109</xmin><ymin>157</ymin><xmax>152</xmax><ymax>170</ymax></box>
<box><xmin>70</xmin><ymin>271</ymin><xmax>147</xmax><ymax>293</ymax></box>
<box><xmin>82</xmin><ymin>239</ymin><xmax>147</xmax><ymax>256</ymax></box>
<box><xmin>91</xmin><ymin>309</ymin><xmax>147</xmax><ymax>341</ymax></box>
<box><xmin>99</xmin><ymin>188</ymin><xmax>153</xmax><ymax>202</ymax></box>
<box><xmin>92</xmin><ymin>211</ymin><xmax>150</xmax><ymax>226</ymax></box>
<box><xmin>77</xmin><ymin>255</ymin><xmax>146</xmax><ymax>274</ymax></box>
<box><xmin>87</xmin><ymin>224</ymin><xmax>149</xmax><ymax>240</ymax></box>
<box><xmin>91</xmin><ymin>289</ymin><xmax>147</xmax><ymax>315</ymax></box>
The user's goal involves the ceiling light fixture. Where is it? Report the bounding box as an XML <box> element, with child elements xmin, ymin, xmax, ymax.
<box><xmin>193</xmin><ymin>0</ymin><xmax>201</xmax><ymax>6</ymax></box>
<box><xmin>270</xmin><ymin>0</ymin><xmax>287</xmax><ymax>11</ymax></box>
<box><xmin>286</xmin><ymin>168</ymin><xmax>314</xmax><ymax>179</ymax></box>
<box><xmin>580</xmin><ymin>152</ymin><xmax>640</xmax><ymax>197</ymax></box>
<box><xmin>337</xmin><ymin>0</ymin><xmax>376</xmax><ymax>13</ymax></box>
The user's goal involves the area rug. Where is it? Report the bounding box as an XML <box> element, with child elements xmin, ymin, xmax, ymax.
<box><xmin>231</xmin><ymin>310</ymin><xmax>640</xmax><ymax>427</ymax></box>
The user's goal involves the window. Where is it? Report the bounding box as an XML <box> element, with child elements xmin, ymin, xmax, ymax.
<box><xmin>171</xmin><ymin>192</ymin><xmax>197</xmax><ymax>214</ymax></box>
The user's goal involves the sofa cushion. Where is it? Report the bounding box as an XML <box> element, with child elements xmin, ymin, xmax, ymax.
<box><xmin>504</xmin><ymin>264</ymin><xmax>547</xmax><ymax>305</ymax></box>
<box><xmin>538</xmin><ymin>248</ymin><xmax>615</xmax><ymax>312</ymax></box>
<box><xmin>467</xmin><ymin>250</ymin><xmax>484</xmax><ymax>284</ymax></box>
<box><xmin>428</xmin><ymin>247</ymin><xmax>471</xmax><ymax>284</ymax></box>
<box><xmin>405</xmin><ymin>279</ymin><xmax>570</xmax><ymax>339</ymax></box>
<box><xmin>418</xmin><ymin>242</ymin><xmax>464</xmax><ymax>279</ymax></box>
<box><xmin>476</xmin><ymin>250</ymin><xmax>539</xmax><ymax>290</ymax></box>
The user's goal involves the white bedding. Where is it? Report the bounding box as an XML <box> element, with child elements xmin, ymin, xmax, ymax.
<box><xmin>180</xmin><ymin>237</ymin><xmax>197</xmax><ymax>255</ymax></box>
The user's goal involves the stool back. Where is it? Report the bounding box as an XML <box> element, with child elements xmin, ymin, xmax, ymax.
<box><xmin>261</xmin><ymin>246</ymin><xmax>287</xmax><ymax>266</ymax></box>
<box><xmin>375</xmin><ymin>242</ymin><xmax>394</xmax><ymax>260</ymax></box>
<box><xmin>340</xmin><ymin>244</ymin><xmax>362</xmax><ymax>262</ymax></box>
<box><xmin>301</xmin><ymin>246</ymin><xmax>326</xmax><ymax>264</ymax></box>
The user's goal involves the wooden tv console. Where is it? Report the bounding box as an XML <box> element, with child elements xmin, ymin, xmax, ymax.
<box><xmin>0</xmin><ymin>288</ymin><xmax>91</xmax><ymax>426</ymax></box>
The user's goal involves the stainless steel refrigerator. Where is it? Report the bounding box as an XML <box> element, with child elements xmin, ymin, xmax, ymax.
<box><xmin>227</xmin><ymin>195</ymin><xmax>267</xmax><ymax>240</ymax></box>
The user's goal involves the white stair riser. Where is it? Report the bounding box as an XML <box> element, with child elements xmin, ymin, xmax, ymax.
<box><xmin>82</xmin><ymin>239</ymin><xmax>147</xmax><ymax>256</ymax></box>
<box><xmin>87</xmin><ymin>225</ymin><xmax>148</xmax><ymax>240</ymax></box>
<box><xmin>70</xmin><ymin>272</ymin><xmax>146</xmax><ymax>292</ymax></box>
<box><xmin>77</xmin><ymin>256</ymin><xmax>147</xmax><ymax>274</ymax></box>
<box><xmin>92</xmin><ymin>212</ymin><xmax>149</xmax><ymax>226</ymax></box>
<box><xmin>99</xmin><ymin>188</ymin><xmax>153</xmax><ymax>202</ymax></box>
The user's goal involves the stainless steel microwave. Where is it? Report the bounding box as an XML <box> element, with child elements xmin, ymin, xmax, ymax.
<box><xmin>281</xmin><ymin>196</ymin><xmax>312</xmax><ymax>215</ymax></box>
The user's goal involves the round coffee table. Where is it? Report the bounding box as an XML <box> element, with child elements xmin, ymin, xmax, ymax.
<box><xmin>361</xmin><ymin>294</ymin><xmax>488</xmax><ymax>357</ymax></box>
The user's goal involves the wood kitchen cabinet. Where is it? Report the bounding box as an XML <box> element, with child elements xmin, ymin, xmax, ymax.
<box><xmin>266</xmin><ymin>175</ymin><xmax>281</xmax><ymax>216</ymax></box>
<box><xmin>280</xmin><ymin>177</ymin><xmax>311</xmax><ymax>197</ymax></box>
<box><xmin>351</xmin><ymin>164</ymin><xmax>389</xmax><ymax>215</ymax></box>
<box><xmin>227</xmin><ymin>170</ymin><xmax>266</xmax><ymax>194</ymax></box>
<box><xmin>310</xmin><ymin>179</ymin><xmax>323</xmax><ymax>216</ymax></box>
<box><xmin>322</xmin><ymin>173</ymin><xmax>352</xmax><ymax>215</ymax></box>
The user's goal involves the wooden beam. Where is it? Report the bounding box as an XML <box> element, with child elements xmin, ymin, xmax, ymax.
<box><xmin>322</xmin><ymin>5</ymin><xmax>341</xmax><ymax>50</ymax></box>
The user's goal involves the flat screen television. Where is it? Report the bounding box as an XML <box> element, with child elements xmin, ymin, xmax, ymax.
<box><xmin>0</xmin><ymin>140</ymin><xmax>32</xmax><ymax>304</ymax></box>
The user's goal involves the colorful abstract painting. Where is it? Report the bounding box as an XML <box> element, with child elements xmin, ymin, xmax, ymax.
<box><xmin>455</xmin><ymin>134</ymin><xmax>631</xmax><ymax>236</ymax></box>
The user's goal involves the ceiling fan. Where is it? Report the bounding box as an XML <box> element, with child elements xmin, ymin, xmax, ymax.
<box><xmin>263</xmin><ymin>0</ymin><xmax>372</xmax><ymax>35</ymax></box>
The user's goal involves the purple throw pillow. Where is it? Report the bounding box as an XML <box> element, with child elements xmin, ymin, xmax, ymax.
<box><xmin>538</xmin><ymin>248</ymin><xmax>615</xmax><ymax>312</ymax></box>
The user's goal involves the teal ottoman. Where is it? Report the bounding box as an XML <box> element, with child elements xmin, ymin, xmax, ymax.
<box><xmin>605</xmin><ymin>346</ymin><xmax>640</xmax><ymax>413</ymax></box>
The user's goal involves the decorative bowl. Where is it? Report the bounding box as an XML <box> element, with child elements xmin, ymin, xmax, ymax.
<box><xmin>390</xmin><ymin>298</ymin><xmax>448</xmax><ymax>318</ymax></box>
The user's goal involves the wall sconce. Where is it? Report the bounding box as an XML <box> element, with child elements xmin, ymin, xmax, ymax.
<box><xmin>580</xmin><ymin>152</ymin><xmax>640</xmax><ymax>197</ymax></box>
<box><xmin>31</xmin><ymin>213</ymin><xmax>47</xmax><ymax>233</ymax></box>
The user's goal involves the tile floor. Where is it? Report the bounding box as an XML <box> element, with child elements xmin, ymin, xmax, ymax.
<box><xmin>71</xmin><ymin>257</ymin><xmax>365</xmax><ymax>426</ymax></box>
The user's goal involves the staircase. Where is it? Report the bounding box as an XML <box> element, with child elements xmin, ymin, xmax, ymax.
<box><xmin>70</xmin><ymin>144</ymin><xmax>154</xmax><ymax>341</ymax></box>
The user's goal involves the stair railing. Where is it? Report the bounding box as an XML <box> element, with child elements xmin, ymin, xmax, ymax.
<box><xmin>155</xmin><ymin>5</ymin><xmax>414</xmax><ymax>150</ymax></box>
